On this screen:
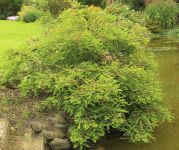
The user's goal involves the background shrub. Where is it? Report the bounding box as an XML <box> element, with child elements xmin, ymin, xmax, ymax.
<box><xmin>145</xmin><ymin>0</ymin><xmax>178</xmax><ymax>30</ymax></box>
<box><xmin>18</xmin><ymin>6</ymin><xmax>44</xmax><ymax>22</ymax></box>
<box><xmin>23</xmin><ymin>11</ymin><xmax>44</xmax><ymax>22</ymax></box>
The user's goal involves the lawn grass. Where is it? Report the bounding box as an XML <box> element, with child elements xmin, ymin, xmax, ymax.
<box><xmin>0</xmin><ymin>20</ymin><xmax>40</xmax><ymax>65</ymax></box>
<box><xmin>0</xmin><ymin>20</ymin><xmax>39</xmax><ymax>50</ymax></box>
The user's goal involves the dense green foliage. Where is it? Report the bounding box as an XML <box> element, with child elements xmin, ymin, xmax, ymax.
<box><xmin>0</xmin><ymin>6</ymin><xmax>173</xmax><ymax>150</ymax></box>
<box><xmin>145</xmin><ymin>0</ymin><xmax>178</xmax><ymax>30</ymax></box>
<box><xmin>0</xmin><ymin>0</ymin><xmax>23</xmax><ymax>19</ymax></box>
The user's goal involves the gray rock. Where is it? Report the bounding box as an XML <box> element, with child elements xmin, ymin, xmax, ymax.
<box><xmin>54</xmin><ymin>124</ymin><xmax>67</xmax><ymax>131</ymax></box>
<box><xmin>50</xmin><ymin>138</ymin><xmax>71</xmax><ymax>150</ymax></box>
<box><xmin>10</xmin><ymin>127</ymin><xmax>16</xmax><ymax>135</ymax></box>
<box><xmin>47</xmin><ymin>115</ymin><xmax>66</xmax><ymax>125</ymax></box>
<box><xmin>41</xmin><ymin>130</ymin><xmax>65</xmax><ymax>140</ymax></box>
<box><xmin>31</xmin><ymin>121</ymin><xmax>49</xmax><ymax>133</ymax></box>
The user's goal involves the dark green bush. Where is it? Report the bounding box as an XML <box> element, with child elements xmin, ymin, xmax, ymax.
<box><xmin>0</xmin><ymin>14</ymin><xmax>6</xmax><ymax>20</ymax></box>
<box><xmin>1</xmin><ymin>6</ymin><xmax>173</xmax><ymax>149</ymax></box>
<box><xmin>18</xmin><ymin>6</ymin><xmax>44</xmax><ymax>22</ymax></box>
<box><xmin>23</xmin><ymin>10</ymin><xmax>44</xmax><ymax>22</ymax></box>
<box><xmin>145</xmin><ymin>0</ymin><xmax>178</xmax><ymax>30</ymax></box>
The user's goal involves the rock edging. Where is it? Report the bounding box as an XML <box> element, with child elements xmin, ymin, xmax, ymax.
<box><xmin>31</xmin><ymin>114</ymin><xmax>71</xmax><ymax>150</ymax></box>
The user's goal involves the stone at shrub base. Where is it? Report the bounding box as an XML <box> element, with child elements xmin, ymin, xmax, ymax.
<box><xmin>42</xmin><ymin>130</ymin><xmax>65</xmax><ymax>140</ymax></box>
<box><xmin>54</xmin><ymin>124</ymin><xmax>67</xmax><ymax>131</ymax></box>
<box><xmin>31</xmin><ymin>121</ymin><xmax>50</xmax><ymax>133</ymax></box>
<box><xmin>50</xmin><ymin>138</ymin><xmax>71</xmax><ymax>150</ymax></box>
<box><xmin>47</xmin><ymin>115</ymin><xmax>66</xmax><ymax>125</ymax></box>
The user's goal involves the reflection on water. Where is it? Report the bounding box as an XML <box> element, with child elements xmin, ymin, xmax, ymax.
<box><xmin>96</xmin><ymin>38</ymin><xmax>179</xmax><ymax>150</ymax></box>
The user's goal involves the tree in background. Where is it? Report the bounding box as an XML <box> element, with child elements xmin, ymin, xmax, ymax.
<box><xmin>0</xmin><ymin>0</ymin><xmax>23</xmax><ymax>19</ymax></box>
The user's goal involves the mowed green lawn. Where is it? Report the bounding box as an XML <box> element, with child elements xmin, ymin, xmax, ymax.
<box><xmin>0</xmin><ymin>20</ymin><xmax>39</xmax><ymax>50</ymax></box>
<box><xmin>0</xmin><ymin>20</ymin><xmax>40</xmax><ymax>65</ymax></box>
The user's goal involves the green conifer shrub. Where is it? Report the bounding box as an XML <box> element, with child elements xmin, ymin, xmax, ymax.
<box><xmin>0</xmin><ymin>6</ymin><xmax>173</xmax><ymax>149</ymax></box>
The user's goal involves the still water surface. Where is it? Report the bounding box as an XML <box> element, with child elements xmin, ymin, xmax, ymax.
<box><xmin>97</xmin><ymin>38</ymin><xmax>179</xmax><ymax>150</ymax></box>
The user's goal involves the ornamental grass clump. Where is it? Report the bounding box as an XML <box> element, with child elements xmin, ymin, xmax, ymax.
<box><xmin>145</xmin><ymin>0</ymin><xmax>178</xmax><ymax>29</ymax></box>
<box><xmin>0</xmin><ymin>6</ymin><xmax>173</xmax><ymax>149</ymax></box>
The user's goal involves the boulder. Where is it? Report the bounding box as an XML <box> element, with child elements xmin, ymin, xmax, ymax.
<box><xmin>31</xmin><ymin>121</ymin><xmax>49</xmax><ymax>133</ymax></box>
<box><xmin>42</xmin><ymin>130</ymin><xmax>65</xmax><ymax>140</ymax></box>
<box><xmin>50</xmin><ymin>138</ymin><xmax>71</xmax><ymax>150</ymax></box>
<box><xmin>47</xmin><ymin>115</ymin><xmax>66</xmax><ymax>125</ymax></box>
<box><xmin>54</xmin><ymin>124</ymin><xmax>67</xmax><ymax>131</ymax></box>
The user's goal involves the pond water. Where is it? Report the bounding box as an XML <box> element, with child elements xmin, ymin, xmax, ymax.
<box><xmin>96</xmin><ymin>38</ymin><xmax>179</xmax><ymax>150</ymax></box>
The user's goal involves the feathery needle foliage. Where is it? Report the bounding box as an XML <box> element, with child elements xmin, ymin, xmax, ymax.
<box><xmin>0</xmin><ymin>6</ymin><xmax>173</xmax><ymax>149</ymax></box>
